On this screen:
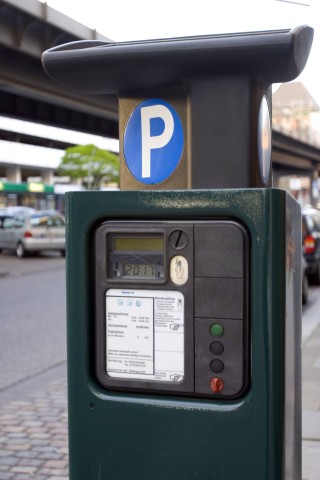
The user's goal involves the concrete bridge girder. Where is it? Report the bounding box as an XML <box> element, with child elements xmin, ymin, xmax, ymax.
<box><xmin>0</xmin><ymin>0</ymin><xmax>118</xmax><ymax>137</ymax></box>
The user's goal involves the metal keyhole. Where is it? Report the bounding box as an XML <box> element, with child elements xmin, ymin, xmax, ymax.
<box><xmin>169</xmin><ymin>230</ymin><xmax>188</xmax><ymax>250</ymax></box>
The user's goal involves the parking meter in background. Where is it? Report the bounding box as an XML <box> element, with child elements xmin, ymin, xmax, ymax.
<box><xmin>42</xmin><ymin>26</ymin><xmax>313</xmax><ymax>480</ymax></box>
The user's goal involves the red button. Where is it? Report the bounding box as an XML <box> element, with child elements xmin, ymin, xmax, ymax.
<box><xmin>210</xmin><ymin>377</ymin><xmax>224</xmax><ymax>393</ymax></box>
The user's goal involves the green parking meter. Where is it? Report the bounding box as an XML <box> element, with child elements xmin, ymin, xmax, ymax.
<box><xmin>42</xmin><ymin>26</ymin><xmax>313</xmax><ymax>480</ymax></box>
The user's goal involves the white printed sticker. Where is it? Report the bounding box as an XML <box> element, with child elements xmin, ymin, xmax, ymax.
<box><xmin>106</xmin><ymin>289</ymin><xmax>184</xmax><ymax>382</ymax></box>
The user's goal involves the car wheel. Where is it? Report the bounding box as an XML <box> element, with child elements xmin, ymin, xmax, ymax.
<box><xmin>16</xmin><ymin>242</ymin><xmax>27</xmax><ymax>258</ymax></box>
<box><xmin>302</xmin><ymin>273</ymin><xmax>309</xmax><ymax>305</ymax></box>
<box><xmin>310</xmin><ymin>261</ymin><xmax>320</xmax><ymax>285</ymax></box>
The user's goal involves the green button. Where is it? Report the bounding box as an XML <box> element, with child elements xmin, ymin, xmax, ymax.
<box><xmin>210</xmin><ymin>323</ymin><xmax>224</xmax><ymax>337</ymax></box>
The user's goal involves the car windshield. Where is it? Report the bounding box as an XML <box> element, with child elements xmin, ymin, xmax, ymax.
<box><xmin>30</xmin><ymin>215</ymin><xmax>65</xmax><ymax>228</ymax></box>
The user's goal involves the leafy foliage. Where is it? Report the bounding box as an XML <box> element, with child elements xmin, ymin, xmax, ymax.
<box><xmin>59</xmin><ymin>144</ymin><xmax>119</xmax><ymax>189</ymax></box>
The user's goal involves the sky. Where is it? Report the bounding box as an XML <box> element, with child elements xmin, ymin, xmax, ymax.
<box><xmin>41</xmin><ymin>0</ymin><xmax>320</xmax><ymax>102</ymax></box>
<box><xmin>44</xmin><ymin>0</ymin><xmax>314</xmax><ymax>42</ymax></box>
<box><xmin>0</xmin><ymin>117</ymin><xmax>119</xmax><ymax>170</ymax></box>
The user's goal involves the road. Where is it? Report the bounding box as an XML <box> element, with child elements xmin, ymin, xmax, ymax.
<box><xmin>0</xmin><ymin>251</ymin><xmax>66</xmax><ymax>395</ymax></box>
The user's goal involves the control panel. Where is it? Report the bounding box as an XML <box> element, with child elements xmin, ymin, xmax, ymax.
<box><xmin>94</xmin><ymin>220</ymin><xmax>250</xmax><ymax>399</ymax></box>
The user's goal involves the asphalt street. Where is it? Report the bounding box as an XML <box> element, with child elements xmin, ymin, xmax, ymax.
<box><xmin>0</xmin><ymin>252</ymin><xmax>66</xmax><ymax>392</ymax></box>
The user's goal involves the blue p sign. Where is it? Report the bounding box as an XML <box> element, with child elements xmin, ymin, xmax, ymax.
<box><xmin>123</xmin><ymin>99</ymin><xmax>184</xmax><ymax>185</ymax></box>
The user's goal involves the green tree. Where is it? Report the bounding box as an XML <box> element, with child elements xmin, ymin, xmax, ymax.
<box><xmin>58</xmin><ymin>144</ymin><xmax>119</xmax><ymax>189</ymax></box>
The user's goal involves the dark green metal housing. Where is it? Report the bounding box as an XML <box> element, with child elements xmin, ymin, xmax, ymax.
<box><xmin>66</xmin><ymin>188</ymin><xmax>301</xmax><ymax>480</ymax></box>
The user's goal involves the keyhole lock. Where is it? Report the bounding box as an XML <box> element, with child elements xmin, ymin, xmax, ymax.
<box><xmin>169</xmin><ymin>230</ymin><xmax>188</xmax><ymax>250</ymax></box>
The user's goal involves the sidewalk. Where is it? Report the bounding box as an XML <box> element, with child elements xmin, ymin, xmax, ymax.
<box><xmin>302</xmin><ymin>319</ymin><xmax>320</xmax><ymax>480</ymax></box>
<box><xmin>0</xmin><ymin>326</ymin><xmax>319</xmax><ymax>480</ymax></box>
<box><xmin>0</xmin><ymin>379</ymin><xmax>68</xmax><ymax>479</ymax></box>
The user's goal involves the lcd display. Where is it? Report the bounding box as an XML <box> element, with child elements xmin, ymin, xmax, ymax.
<box><xmin>114</xmin><ymin>237</ymin><xmax>164</xmax><ymax>252</ymax></box>
<box><xmin>124</xmin><ymin>264</ymin><xmax>156</xmax><ymax>277</ymax></box>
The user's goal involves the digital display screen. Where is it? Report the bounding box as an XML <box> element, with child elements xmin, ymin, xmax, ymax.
<box><xmin>124</xmin><ymin>264</ymin><xmax>155</xmax><ymax>277</ymax></box>
<box><xmin>114</xmin><ymin>237</ymin><xmax>163</xmax><ymax>252</ymax></box>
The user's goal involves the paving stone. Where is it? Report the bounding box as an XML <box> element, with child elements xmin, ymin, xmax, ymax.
<box><xmin>4</xmin><ymin>444</ymin><xmax>29</xmax><ymax>452</ymax></box>
<box><xmin>15</xmin><ymin>450</ymin><xmax>38</xmax><ymax>459</ymax></box>
<box><xmin>41</xmin><ymin>469</ymin><xmax>69</xmax><ymax>476</ymax></box>
<box><xmin>0</xmin><ymin>451</ymin><xmax>12</xmax><ymax>458</ymax></box>
<box><xmin>11</xmin><ymin>466</ymin><xmax>37</xmax><ymax>475</ymax></box>
<box><xmin>38</xmin><ymin>452</ymin><xmax>62</xmax><ymax>460</ymax></box>
<box><xmin>0</xmin><ymin>473</ymin><xmax>13</xmax><ymax>479</ymax></box>
<box><xmin>14</xmin><ymin>476</ymin><xmax>36</xmax><ymax>480</ymax></box>
<box><xmin>18</xmin><ymin>458</ymin><xmax>43</xmax><ymax>467</ymax></box>
<box><xmin>33</xmin><ymin>446</ymin><xmax>58</xmax><ymax>453</ymax></box>
<box><xmin>29</xmin><ymin>433</ymin><xmax>52</xmax><ymax>440</ymax></box>
<box><xmin>0</xmin><ymin>458</ymin><xmax>17</xmax><ymax>466</ymax></box>
<box><xmin>3</xmin><ymin>438</ymin><xmax>29</xmax><ymax>445</ymax></box>
<box><xmin>1</xmin><ymin>427</ymin><xmax>24</xmax><ymax>433</ymax></box>
<box><xmin>0</xmin><ymin>379</ymin><xmax>68</xmax><ymax>478</ymax></box>
<box><xmin>43</xmin><ymin>459</ymin><xmax>68</xmax><ymax>469</ymax></box>
<box><xmin>0</xmin><ymin>415</ymin><xmax>17</xmax><ymax>421</ymax></box>
<box><xmin>22</xmin><ymin>421</ymin><xmax>43</xmax><ymax>428</ymax></box>
<box><xmin>6</xmin><ymin>434</ymin><xmax>27</xmax><ymax>439</ymax></box>
<box><xmin>9</xmin><ymin>402</ymin><xmax>30</xmax><ymax>407</ymax></box>
<box><xmin>29</xmin><ymin>439</ymin><xmax>50</xmax><ymax>446</ymax></box>
<box><xmin>47</xmin><ymin>477</ymin><xmax>68</xmax><ymax>480</ymax></box>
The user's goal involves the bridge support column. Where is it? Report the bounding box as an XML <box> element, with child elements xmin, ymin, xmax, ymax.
<box><xmin>310</xmin><ymin>168</ymin><xmax>319</xmax><ymax>207</ymax></box>
<box><xmin>6</xmin><ymin>165</ymin><xmax>21</xmax><ymax>183</ymax></box>
<box><xmin>41</xmin><ymin>169</ymin><xmax>54</xmax><ymax>185</ymax></box>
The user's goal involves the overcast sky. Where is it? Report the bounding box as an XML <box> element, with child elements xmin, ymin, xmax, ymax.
<box><xmin>44</xmin><ymin>0</ymin><xmax>315</xmax><ymax>42</ymax></box>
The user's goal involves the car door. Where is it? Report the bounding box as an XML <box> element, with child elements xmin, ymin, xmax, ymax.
<box><xmin>0</xmin><ymin>216</ymin><xmax>7</xmax><ymax>248</ymax></box>
<box><xmin>46</xmin><ymin>215</ymin><xmax>65</xmax><ymax>246</ymax></box>
<box><xmin>12</xmin><ymin>215</ymin><xmax>26</xmax><ymax>247</ymax></box>
<box><xmin>0</xmin><ymin>216</ymin><xmax>15</xmax><ymax>248</ymax></box>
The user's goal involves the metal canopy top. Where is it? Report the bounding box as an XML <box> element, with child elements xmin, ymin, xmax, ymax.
<box><xmin>42</xmin><ymin>25</ymin><xmax>313</xmax><ymax>95</ymax></box>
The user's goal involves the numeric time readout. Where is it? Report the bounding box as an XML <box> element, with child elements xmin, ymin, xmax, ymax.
<box><xmin>124</xmin><ymin>264</ymin><xmax>155</xmax><ymax>277</ymax></box>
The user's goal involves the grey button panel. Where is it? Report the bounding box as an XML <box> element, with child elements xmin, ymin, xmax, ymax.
<box><xmin>195</xmin><ymin>278</ymin><xmax>244</xmax><ymax>319</ymax></box>
<box><xmin>195</xmin><ymin>224</ymin><xmax>245</xmax><ymax>278</ymax></box>
<box><xmin>194</xmin><ymin>221</ymin><xmax>249</xmax><ymax>398</ymax></box>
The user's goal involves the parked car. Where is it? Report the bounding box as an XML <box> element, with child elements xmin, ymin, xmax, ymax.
<box><xmin>0</xmin><ymin>210</ymin><xmax>65</xmax><ymax>258</ymax></box>
<box><xmin>3</xmin><ymin>206</ymin><xmax>36</xmax><ymax>215</ymax></box>
<box><xmin>302</xmin><ymin>253</ymin><xmax>309</xmax><ymax>305</ymax></box>
<box><xmin>302</xmin><ymin>205</ymin><xmax>320</xmax><ymax>284</ymax></box>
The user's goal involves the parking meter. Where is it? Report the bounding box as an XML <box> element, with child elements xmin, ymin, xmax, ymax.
<box><xmin>42</xmin><ymin>25</ymin><xmax>313</xmax><ymax>480</ymax></box>
<box><xmin>94</xmin><ymin>218</ymin><xmax>249</xmax><ymax>399</ymax></box>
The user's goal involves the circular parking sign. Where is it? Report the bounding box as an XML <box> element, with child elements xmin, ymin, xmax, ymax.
<box><xmin>123</xmin><ymin>98</ymin><xmax>184</xmax><ymax>185</ymax></box>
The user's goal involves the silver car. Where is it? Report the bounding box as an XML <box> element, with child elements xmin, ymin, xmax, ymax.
<box><xmin>0</xmin><ymin>210</ymin><xmax>65</xmax><ymax>258</ymax></box>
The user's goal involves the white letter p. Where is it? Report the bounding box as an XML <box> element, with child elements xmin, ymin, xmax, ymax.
<box><xmin>141</xmin><ymin>105</ymin><xmax>174</xmax><ymax>178</ymax></box>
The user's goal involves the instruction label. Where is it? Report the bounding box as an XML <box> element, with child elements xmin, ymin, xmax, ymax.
<box><xmin>106</xmin><ymin>289</ymin><xmax>184</xmax><ymax>382</ymax></box>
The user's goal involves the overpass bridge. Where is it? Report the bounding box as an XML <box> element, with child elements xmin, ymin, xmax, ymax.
<box><xmin>0</xmin><ymin>0</ymin><xmax>319</xmax><ymax>204</ymax></box>
<box><xmin>0</xmin><ymin>0</ymin><xmax>118</xmax><ymax>137</ymax></box>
